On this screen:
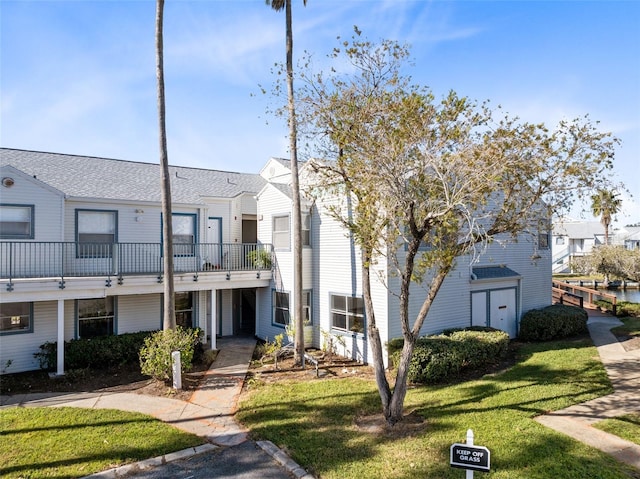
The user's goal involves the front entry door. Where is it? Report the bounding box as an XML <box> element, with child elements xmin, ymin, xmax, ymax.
<box><xmin>490</xmin><ymin>289</ymin><xmax>517</xmax><ymax>338</ymax></box>
<box><xmin>207</xmin><ymin>217</ymin><xmax>222</xmax><ymax>267</ymax></box>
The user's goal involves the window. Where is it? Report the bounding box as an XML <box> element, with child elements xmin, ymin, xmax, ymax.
<box><xmin>302</xmin><ymin>213</ymin><xmax>311</xmax><ymax>246</ymax></box>
<box><xmin>555</xmin><ymin>236</ymin><xmax>565</xmax><ymax>245</ymax></box>
<box><xmin>0</xmin><ymin>204</ymin><xmax>34</xmax><ymax>239</ymax></box>
<box><xmin>77</xmin><ymin>297</ymin><xmax>115</xmax><ymax>338</ymax></box>
<box><xmin>303</xmin><ymin>290</ymin><xmax>312</xmax><ymax>324</ymax></box>
<box><xmin>273</xmin><ymin>290</ymin><xmax>290</xmax><ymax>326</ymax></box>
<box><xmin>272</xmin><ymin>215</ymin><xmax>290</xmax><ymax>250</ymax></box>
<box><xmin>77</xmin><ymin>209</ymin><xmax>117</xmax><ymax>257</ymax></box>
<box><xmin>330</xmin><ymin>294</ymin><xmax>365</xmax><ymax>334</ymax></box>
<box><xmin>175</xmin><ymin>292</ymin><xmax>194</xmax><ymax>328</ymax></box>
<box><xmin>173</xmin><ymin>213</ymin><xmax>197</xmax><ymax>256</ymax></box>
<box><xmin>0</xmin><ymin>302</ymin><xmax>32</xmax><ymax>334</ymax></box>
<box><xmin>538</xmin><ymin>222</ymin><xmax>550</xmax><ymax>250</ymax></box>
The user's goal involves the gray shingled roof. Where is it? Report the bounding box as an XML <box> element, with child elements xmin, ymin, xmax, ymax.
<box><xmin>472</xmin><ymin>265</ymin><xmax>520</xmax><ymax>280</ymax></box>
<box><xmin>1</xmin><ymin>148</ymin><xmax>266</xmax><ymax>204</ymax></box>
<box><xmin>553</xmin><ymin>221</ymin><xmax>604</xmax><ymax>238</ymax></box>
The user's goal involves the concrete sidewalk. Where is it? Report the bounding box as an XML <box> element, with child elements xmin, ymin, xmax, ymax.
<box><xmin>535</xmin><ymin>309</ymin><xmax>640</xmax><ymax>470</ymax></box>
<box><xmin>1</xmin><ymin>336</ymin><xmax>313</xmax><ymax>478</ymax></box>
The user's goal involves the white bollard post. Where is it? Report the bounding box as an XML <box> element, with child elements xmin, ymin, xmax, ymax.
<box><xmin>172</xmin><ymin>350</ymin><xmax>182</xmax><ymax>390</ymax></box>
<box><xmin>466</xmin><ymin>429</ymin><xmax>474</xmax><ymax>479</ymax></box>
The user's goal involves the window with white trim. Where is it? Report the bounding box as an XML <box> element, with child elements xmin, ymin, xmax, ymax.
<box><xmin>173</xmin><ymin>213</ymin><xmax>197</xmax><ymax>256</ymax></box>
<box><xmin>0</xmin><ymin>204</ymin><xmax>34</xmax><ymax>239</ymax></box>
<box><xmin>176</xmin><ymin>291</ymin><xmax>194</xmax><ymax>328</ymax></box>
<box><xmin>273</xmin><ymin>290</ymin><xmax>290</xmax><ymax>326</ymax></box>
<box><xmin>330</xmin><ymin>294</ymin><xmax>365</xmax><ymax>334</ymax></box>
<box><xmin>77</xmin><ymin>209</ymin><xmax>117</xmax><ymax>257</ymax></box>
<box><xmin>272</xmin><ymin>215</ymin><xmax>290</xmax><ymax>250</ymax></box>
<box><xmin>302</xmin><ymin>213</ymin><xmax>311</xmax><ymax>246</ymax></box>
<box><xmin>303</xmin><ymin>290</ymin><xmax>312</xmax><ymax>324</ymax></box>
<box><xmin>0</xmin><ymin>302</ymin><xmax>32</xmax><ymax>334</ymax></box>
<box><xmin>77</xmin><ymin>297</ymin><xmax>115</xmax><ymax>338</ymax></box>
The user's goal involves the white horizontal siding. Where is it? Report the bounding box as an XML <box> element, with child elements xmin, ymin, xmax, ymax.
<box><xmin>0</xmin><ymin>168</ymin><xmax>64</xmax><ymax>242</ymax></box>
<box><xmin>117</xmin><ymin>294</ymin><xmax>161</xmax><ymax>334</ymax></box>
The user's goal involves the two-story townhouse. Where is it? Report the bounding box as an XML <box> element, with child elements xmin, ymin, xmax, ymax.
<box><xmin>551</xmin><ymin>220</ymin><xmax>605</xmax><ymax>273</ymax></box>
<box><xmin>256</xmin><ymin>159</ymin><xmax>552</xmax><ymax>366</ymax></box>
<box><xmin>1</xmin><ymin>148</ymin><xmax>553</xmax><ymax>375</ymax></box>
<box><xmin>0</xmin><ymin>148</ymin><xmax>272</xmax><ymax>374</ymax></box>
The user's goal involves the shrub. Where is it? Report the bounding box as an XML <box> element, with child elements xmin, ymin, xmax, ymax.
<box><xmin>518</xmin><ymin>304</ymin><xmax>588</xmax><ymax>341</ymax></box>
<box><xmin>388</xmin><ymin>328</ymin><xmax>510</xmax><ymax>384</ymax></box>
<box><xmin>35</xmin><ymin>331</ymin><xmax>152</xmax><ymax>371</ymax></box>
<box><xmin>139</xmin><ymin>327</ymin><xmax>202</xmax><ymax>381</ymax></box>
<box><xmin>616</xmin><ymin>301</ymin><xmax>640</xmax><ymax>318</ymax></box>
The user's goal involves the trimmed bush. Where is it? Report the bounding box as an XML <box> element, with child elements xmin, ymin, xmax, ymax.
<box><xmin>35</xmin><ymin>331</ymin><xmax>152</xmax><ymax>371</ymax></box>
<box><xmin>518</xmin><ymin>304</ymin><xmax>588</xmax><ymax>341</ymax></box>
<box><xmin>139</xmin><ymin>327</ymin><xmax>202</xmax><ymax>381</ymax></box>
<box><xmin>388</xmin><ymin>328</ymin><xmax>510</xmax><ymax>384</ymax></box>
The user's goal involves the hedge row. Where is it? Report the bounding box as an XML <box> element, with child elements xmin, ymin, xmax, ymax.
<box><xmin>387</xmin><ymin>328</ymin><xmax>510</xmax><ymax>384</ymax></box>
<box><xmin>594</xmin><ymin>299</ymin><xmax>640</xmax><ymax>318</ymax></box>
<box><xmin>518</xmin><ymin>304</ymin><xmax>588</xmax><ymax>341</ymax></box>
<box><xmin>35</xmin><ymin>331</ymin><xmax>154</xmax><ymax>371</ymax></box>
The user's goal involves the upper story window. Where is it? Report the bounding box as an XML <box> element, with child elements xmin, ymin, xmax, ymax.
<box><xmin>0</xmin><ymin>204</ymin><xmax>34</xmax><ymax>239</ymax></box>
<box><xmin>173</xmin><ymin>213</ymin><xmax>197</xmax><ymax>256</ymax></box>
<box><xmin>0</xmin><ymin>302</ymin><xmax>33</xmax><ymax>335</ymax></box>
<box><xmin>77</xmin><ymin>297</ymin><xmax>115</xmax><ymax>339</ymax></box>
<box><xmin>330</xmin><ymin>293</ymin><xmax>365</xmax><ymax>334</ymax></box>
<box><xmin>77</xmin><ymin>209</ymin><xmax>117</xmax><ymax>257</ymax></box>
<box><xmin>302</xmin><ymin>213</ymin><xmax>311</xmax><ymax>246</ymax></box>
<box><xmin>538</xmin><ymin>222</ymin><xmax>550</xmax><ymax>250</ymax></box>
<box><xmin>273</xmin><ymin>215</ymin><xmax>290</xmax><ymax>250</ymax></box>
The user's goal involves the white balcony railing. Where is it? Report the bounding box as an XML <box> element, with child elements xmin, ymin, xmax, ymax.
<box><xmin>0</xmin><ymin>242</ymin><xmax>272</xmax><ymax>281</ymax></box>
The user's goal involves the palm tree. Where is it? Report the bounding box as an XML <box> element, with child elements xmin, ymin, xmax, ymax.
<box><xmin>156</xmin><ymin>0</ymin><xmax>176</xmax><ymax>330</ymax></box>
<box><xmin>591</xmin><ymin>189</ymin><xmax>621</xmax><ymax>246</ymax></box>
<box><xmin>267</xmin><ymin>0</ymin><xmax>307</xmax><ymax>366</ymax></box>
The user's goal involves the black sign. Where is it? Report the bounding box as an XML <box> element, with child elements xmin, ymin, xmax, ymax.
<box><xmin>450</xmin><ymin>443</ymin><xmax>490</xmax><ymax>472</ymax></box>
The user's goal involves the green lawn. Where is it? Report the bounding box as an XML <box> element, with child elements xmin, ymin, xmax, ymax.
<box><xmin>0</xmin><ymin>407</ymin><xmax>204</xmax><ymax>478</ymax></box>
<box><xmin>238</xmin><ymin>338</ymin><xmax>638</xmax><ymax>479</ymax></box>
<box><xmin>595</xmin><ymin>413</ymin><xmax>640</xmax><ymax>446</ymax></box>
<box><xmin>611</xmin><ymin>317</ymin><xmax>640</xmax><ymax>337</ymax></box>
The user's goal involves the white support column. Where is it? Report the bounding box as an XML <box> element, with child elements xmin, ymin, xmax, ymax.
<box><xmin>56</xmin><ymin>299</ymin><xmax>65</xmax><ymax>376</ymax></box>
<box><xmin>210</xmin><ymin>288</ymin><xmax>217</xmax><ymax>350</ymax></box>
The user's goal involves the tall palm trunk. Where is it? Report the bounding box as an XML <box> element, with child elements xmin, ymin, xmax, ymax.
<box><xmin>156</xmin><ymin>0</ymin><xmax>175</xmax><ymax>330</ymax></box>
<box><xmin>284</xmin><ymin>0</ymin><xmax>305</xmax><ymax>366</ymax></box>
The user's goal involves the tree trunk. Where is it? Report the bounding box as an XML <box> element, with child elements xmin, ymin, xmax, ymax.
<box><xmin>284</xmin><ymin>0</ymin><xmax>305</xmax><ymax>365</ymax></box>
<box><xmin>362</xmin><ymin>252</ymin><xmax>392</xmax><ymax>413</ymax></box>
<box><xmin>156</xmin><ymin>0</ymin><xmax>175</xmax><ymax>330</ymax></box>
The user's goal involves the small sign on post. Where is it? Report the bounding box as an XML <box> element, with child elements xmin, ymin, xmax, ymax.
<box><xmin>450</xmin><ymin>429</ymin><xmax>490</xmax><ymax>477</ymax></box>
<box><xmin>172</xmin><ymin>350</ymin><xmax>182</xmax><ymax>390</ymax></box>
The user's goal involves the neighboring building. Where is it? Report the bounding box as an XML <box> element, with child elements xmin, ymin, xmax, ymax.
<box><xmin>552</xmin><ymin>220</ymin><xmax>605</xmax><ymax>273</ymax></box>
<box><xmin>613</xmin><ymin>226</ymin><xmax>640</xmax><ymax>250</ymax></box>
<box><xmin>1</xmin><ymin>148</ymin><xmax>552</xmax><ymax>374</ymax></box>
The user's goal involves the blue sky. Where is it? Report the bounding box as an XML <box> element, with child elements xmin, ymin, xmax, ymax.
<box><xmin>2</xmin><ymin>0</ymin><xmax>639</xmax><ymax>224</ymax></box>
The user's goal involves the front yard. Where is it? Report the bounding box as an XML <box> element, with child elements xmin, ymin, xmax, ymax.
<box><xmin>237</xmin><ymin>337</ymin><xmax>639</xmax><ymax>479</ymax></box>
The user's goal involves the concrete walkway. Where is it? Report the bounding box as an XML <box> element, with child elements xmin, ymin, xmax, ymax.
<box><xmin>1</xmin><ymin>336</ymin><xmax>313</xmax><ymax>478</ymax></box>
<box><xmin>535</xmin><ymin>309</ymin><xmax>640</xmax><ymax>470</ymax></box>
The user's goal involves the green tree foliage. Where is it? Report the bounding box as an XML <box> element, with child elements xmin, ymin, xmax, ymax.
<box><xmin>591</xmin><ymin>189</ymin><xmax>622</xmax><ymax>245</ymax></box>
<box><xmin>573</xmin><ymin>245</ymin><xmax>640</xmax><ymax>282</ymax></box>
<box><xmin>296</xmin><ymin>31</ymin><xmax>619</xmax><ymax>425</ymax></box>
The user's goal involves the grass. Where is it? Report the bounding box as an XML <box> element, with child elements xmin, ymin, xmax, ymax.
<box><xmin>594</xmin><ymin>413</ymin><xmax>640</xmax><ymax>446</ymax></box>
<box><xmin>238</xmin><ymin>338</ymin><xmax>639</xmax><ymax>479</ymax></box>
<box><xmin>611</xmin><ymin>317</ymin><xmax>640</xmax><ymax>337</ymax></box>
<box><xmin>0</xmin><ymin>407</ymin><xmax>204</xmax><ymax>478</ymax></box>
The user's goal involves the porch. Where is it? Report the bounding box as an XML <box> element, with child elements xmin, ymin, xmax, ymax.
<box><xmin>0</xmin><ymin>241</ymin><xmax>272</xmax><ymax>287</ymax></box>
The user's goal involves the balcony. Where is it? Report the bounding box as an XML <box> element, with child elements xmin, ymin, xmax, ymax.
<box><xmin>0</xmin><ymin>242</ymin><xmax>273</xmax><ymax>282</ymax></box>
